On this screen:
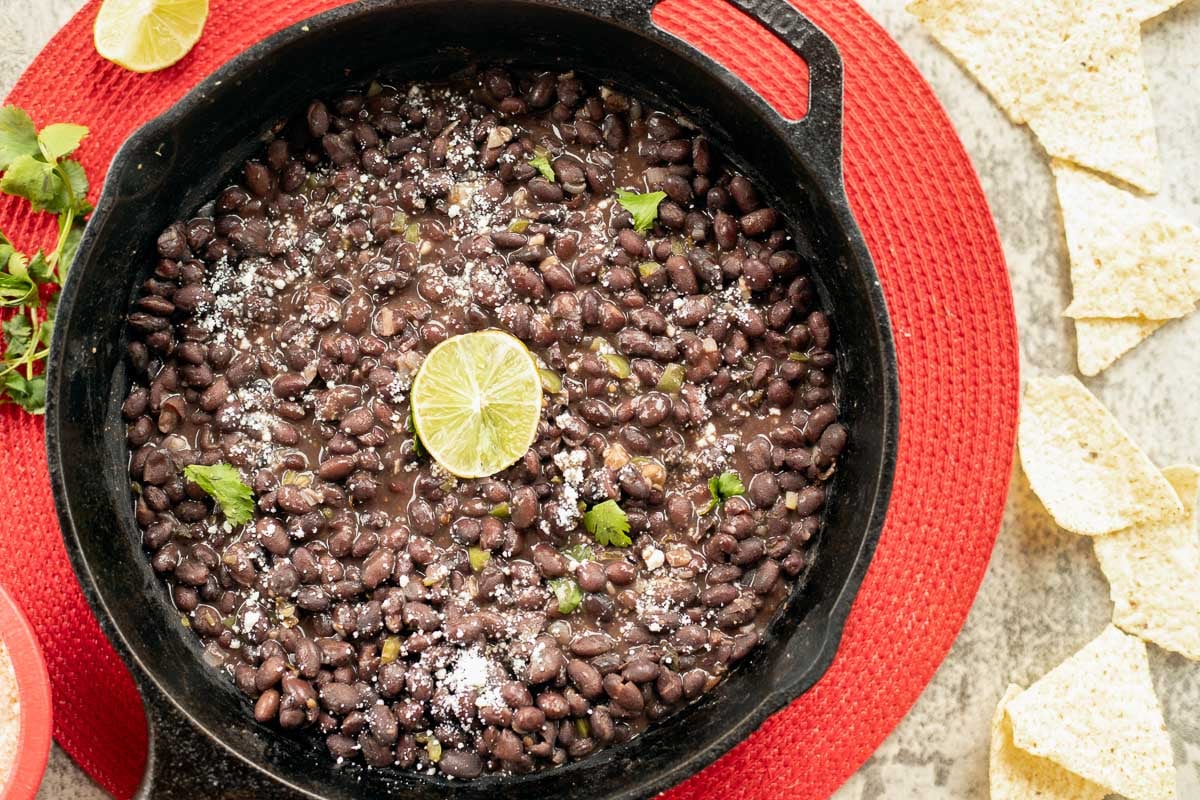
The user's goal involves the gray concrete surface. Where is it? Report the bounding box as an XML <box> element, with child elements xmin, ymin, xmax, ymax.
<box><xmin>2</xmin><ymin>0</ymin><xmax>1198</xmax><ymax>797</ymax></box>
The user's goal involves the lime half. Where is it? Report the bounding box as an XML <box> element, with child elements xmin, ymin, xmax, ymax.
<box><xmin>411</xmin><ymin>330</ymin><xmax>543</xmax><ymax>479</ymax></box>
<box><xmin>94</xmin><ymin>0</ymin><xmax>209</xmax><ymax>73</ymax></box>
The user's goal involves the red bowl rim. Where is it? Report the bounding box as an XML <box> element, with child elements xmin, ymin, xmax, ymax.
<box><xmin>0</xmin><ymin>585</ymin><xmax>51</xmax><ymax>800</ymax></box>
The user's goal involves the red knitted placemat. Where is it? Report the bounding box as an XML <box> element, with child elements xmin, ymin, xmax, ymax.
<box><xmin>0</xmin><ymin>0</ymin><xmax>1017</xmax><ymax>797</ymax></box>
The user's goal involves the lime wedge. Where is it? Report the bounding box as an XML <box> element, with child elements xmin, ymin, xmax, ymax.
<box><xmin>94</xmin><ymin>0</ymin><xmax>209</xmax><ymax>73</ymax></box>
<box><xmin>410</xmin><ymin>330</ymin><xmax>543</xmax><ymax>479</ymax></box>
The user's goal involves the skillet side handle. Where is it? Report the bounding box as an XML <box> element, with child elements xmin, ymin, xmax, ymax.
<box><xmin>135</xmin><ymin>682</ymin><xmax>298</xmax><ymax>800</ymax></box>
<box><xmin>603</xmin><ymin>0</ymin><xmax>845</xmax><ymax>182</ymax></box>
<box><xmin>723</xmin><ymin>0</ymin><xmax>845</xmax><ymax>178</ymax></box>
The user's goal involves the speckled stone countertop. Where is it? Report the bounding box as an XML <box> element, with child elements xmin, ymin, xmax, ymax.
<box><xmin>2</xmin><ymin>0</ymin><xmax>1198</xmax><ymax>797</ymax></box>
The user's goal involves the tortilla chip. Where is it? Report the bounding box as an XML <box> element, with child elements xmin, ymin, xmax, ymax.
<box><xmin>906</xmin><ymin>0</ymin><xmax>1065</xmax><ymax>123</ymax></box>
<box><xmin>1006</xmin><ymin>626</ymin><xmax>1177</xmax><ymax>800</ymax></box>
<box><xmin>1018</xmin><ymin>376</ymin><xmax>1182</xmax><ymax>534</ymax></box>
<box><xmin>1020</xmin><ymin>17</ymin><xmax>1161</xmax><ymax>193</ymax></box>
<box><xmin>1054</xmin><ymin>161</ymin><xmax>1200</xmax><ymax>319</ymax></box>
<box><xmin>909</xmin><ymin>0</ymin><xmax>1163</xmax><ymax>192</ymax></box>
<box><xmin>1094</xmin><ymin>465</ymin><xmax>1200</xmax><ymax>659</ymax></box>
<box><xmin>1075</xmin><ymin>317</ymin><xmax>1166</xmax><ymax>376</ymax></box>
<box><xmin>1105</xmin><ymin>0</ymin><xmax>1188</xmax><ymax>22</ymax></box>
<box><xmin>990</xmin><ymin>684</ymin><xmax>1108</xmax><ymax>800</ymax></box>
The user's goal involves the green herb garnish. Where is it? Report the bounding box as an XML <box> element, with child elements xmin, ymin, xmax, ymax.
<box><xmin>657</xmin><ymin>362</ymin><xmax>685</xmax><ymax>393</ymax></box>
<box><xmin>489</xmin><ymin>502</ymin><xmax>510</xmax><ymax>518</ymax></box>
<box><xmin>562</xmin><ymin>543</ymin><xmax>595</xmax><ymax>563</ymax></box>
<box><xmin>183</xmin><ymin>463</ymin><xmax>256</xmax><ymax>526</ymax></box>
<box><xmin>468</xmin><ymin>546</ymin><xmax>491</xmax><ymax>572</ymax></box>
<box><xmin>414</xmin><ymin>733</ymin><xmax>442</xmax><ymax>763</ymax></box>
<box><xmin>529</xmin><ymin>151</ymin><xmax>556</xmax><ymax>182</ymax></box>
<box><xmin>538</xmin><ymin>367</ymin><xmax>562</xmax><ymax>394</ymax></box>
<box><xmin>615</xmin><ymin>189</ymin><xmax>666</xmax><ymax>233</ymax></box>
<box><xmin>549</xmin><ymin>577</ymin><xmax>583</xmax><ymax>615</ymax></box>
<box><xmin>600</xmin><ymin>354</ymin><xmax>630</xmax><ymax>380</ymax></box>
<box><xmin>583</xmin><ymin>499</ymin><xmax>631</xmax><ymax>548</ymax></box>
<box><xmin>0</xmin><ymin>106</ymin><xmax>92</xmax><ymax>414</ymax></box>
<box><xmin>380</xmin><ymin>636</ymin><xmax>402</xmax><ymax>664</ymax></box>
<box><xmin>702</xmin><ymin>471</ymin><xmax>745</xmax><ymax>514</ymax></box>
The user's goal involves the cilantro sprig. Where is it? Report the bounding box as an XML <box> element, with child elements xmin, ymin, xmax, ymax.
<box><xmin>615</xmin><ymin>189</ymin><xmax>666</xmax><ymax>233</ymax></box>
<box><xmin>184</xmin><ymin>463</ymin><xmax>256</xmax><ymax>526</ymax></box>
<box><xmin>583</xmin><ymin>499</ymin><xmax>631</xmax><ymax>548</ymax></box>
<box><xmin>702</xmin><ymin>471</ymin><xmax>745</xmax><ymax>514</ymax></box>
<box><xmin>0</xmin><ymin>105</ymin><xmax>92</xmax><ymax>413</ymax></box>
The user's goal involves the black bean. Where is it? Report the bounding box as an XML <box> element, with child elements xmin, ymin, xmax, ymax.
<box><xmin>537</xmin><ymin>690</ymin><xmax>570</xmax><ymax>720</ymax></box>
<box><xmin>575</xmin><ymin>561</ymin><xmax>607</xmax><ymax>593</ymax></box>
<box><xmin>807</xmin><ymin>310</ymin><xmax>832</xmax><ymax>348</ymax></box>
<box><xmin>656</xmin><ymin>669</ymin><xmax>684</xmax><ymax>704</ymax></box>
<box><xmin>528</xmin><ymin>637</ymin><xmax>565</xmax><ymax>684</ymax></box>
<box><xmin>603</xmin><ymin>674</ymin><xmax>644</xmax><ymax>712</ymax></box>
<box><xmin>307</xmin><ymin>101</ymin><xmax>330</xmax><ymax>136</ymax></box>
<box><xmin>819</xmin><ymin>423</ymin><xmax>847</xmax><ymax>456</ymax></box>
<box><xmin>569</xmin><ymin>632</ymin><xmax>614</xmax><ymax>657</ymax></box>
<box><xmin>512</xmin><ymin>705</ymin><xmax>546</xmax><ymax>734</ymax></box>
<box><xmin>250</xmin><ymin>688</ymin><xmax>281</xmax><ymax>726</ymax></box>
<box><xmin>440</xmin><ymin>750</ymin><xmax>483</xmax><ymax>779</ymax></box>
<box><xmin>804</xmin><ymin>403</ymin><xmax>838</xmax><ymax>443</ymax></box>
<box><xmin>567</xmin><ymin>659</ymin><xmax>604</xmax><ymax>699</ymax></box>
<box><xmin>740</xmin><ymin>208</ymin><xmax>778</xmax><ymax>237</ymax></box>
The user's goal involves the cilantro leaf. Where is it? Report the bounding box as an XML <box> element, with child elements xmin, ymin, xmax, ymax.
<box><xmin>183</xmin><ymin>463</ymin><xmax>256</xmax><ymax>526</ymax></box>
<box><xmin>0</xmin><ymin>272</ymin><xmax>36</xmax><ymax>306</ymax></box>
<box><xmin>616</xmin><ymin>189</ymin><xmax>667</xmax><ymax>233</ymax></box>
<box><xmin>38</xmin><ymin>297</ymin><xmax>56</xmax><ymax>347</ymax></box>
<box><xmin>2</xmin><ymin>315</ymin><xmax>33</xmax><ymax>357</ymax></box>
<box><xmin>583</xmin><ymin>499</ymin><xmax>631</xmax><ymax>548</ymax></box>
<box><xmin>0</xmin><ymin>106</ymin><xmax>39</xmax><ymax>171</ymax></box>
<box><xmin>27</xmin><ymin>251</ymin><xmax>53</xmax><ymax>284</ymax></box>
<box><xmin>703</xmin><ymin>471</ymin><xmax>745</xmax><ymax>513</ymax></box>
<box><xmin>549</xmin><ymin>577</ymin><xmax>583</xmax><ymax>614</ymax></box>
<box><xmin>468</xmin><ymin>546</ymin><xmax>491</xmax><ymax>572</ymax></box>
<box><xmin>562</xmin><ymin>543</ymin><xmax>595</xmax><ymax>563</ymax></box>
<box><xmin>2</xmin><ymin>373</ymin><xmax>45</xmax><ymax>414</ymax></box>
<box><xmin>37</xmin><ymin>123</ymin><xmax>88</xmax><ymax>162</ymax></box>
<box><xmin>58</xmin><ymin>160</ymin><xmax>90</xmax><ymax>214</ymax></box>
<box><xmin>0</xmin><ymin>155</ymin><xmax>61</xmax><ymax>212</ymax></box>
<box><xmin>529</xmin><ymin>153</ymin><xmax>556</xmax><ymax>182</ymax></box>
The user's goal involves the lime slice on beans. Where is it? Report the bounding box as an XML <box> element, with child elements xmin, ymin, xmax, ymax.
<box><xmin>410</xmin><ymin>330</ymin><xmax>542</xmax><ymax>479</ymax></box>
<box><xmin>93</xmin><ymin>0</ymin><xmax>209</xmax><ymax>73</ymax></box>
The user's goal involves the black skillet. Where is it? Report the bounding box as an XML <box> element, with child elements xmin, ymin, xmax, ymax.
<box><xmin>46</xmin><ymin>0</ymin><xmax>899</xmax><ymax>796</ymax></box>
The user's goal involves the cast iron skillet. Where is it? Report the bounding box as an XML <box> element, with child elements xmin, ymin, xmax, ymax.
<box><xmin>46</xmin><ymin>0</ymin><xmax>899</xmax><ymax>796</ymax></box>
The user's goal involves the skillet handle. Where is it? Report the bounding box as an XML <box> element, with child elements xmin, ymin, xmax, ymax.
<box><xmin>134</xmin><ymin>681</ymin><xmax>297</xmax><ymax>799</ymax></box>
<box><xmin>606</xmin><ymin>0</ymin><xmax>845</xmax><ymax>180</ymax></box>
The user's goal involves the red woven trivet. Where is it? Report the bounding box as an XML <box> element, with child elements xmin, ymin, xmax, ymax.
<box><xmin>0</xmin><ymin>0</ymin><xmax>1017</xmax><ymax>797</ymax></box>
